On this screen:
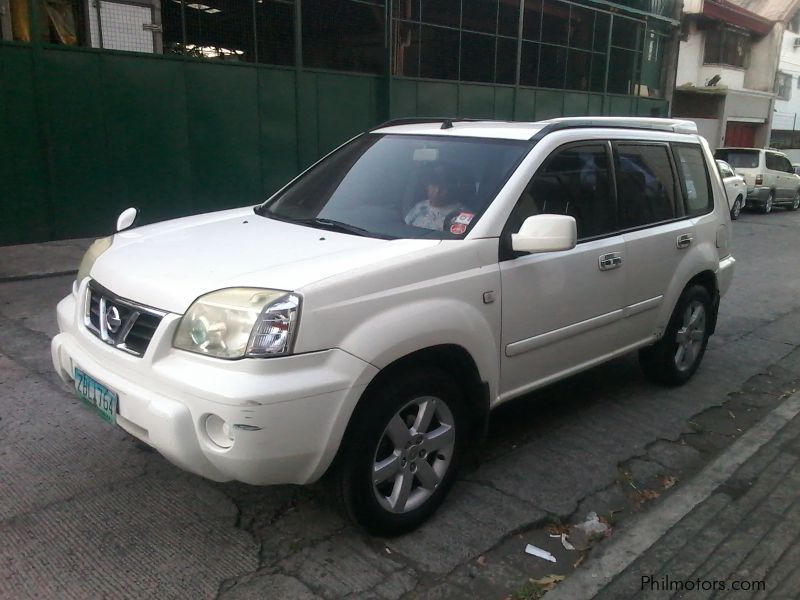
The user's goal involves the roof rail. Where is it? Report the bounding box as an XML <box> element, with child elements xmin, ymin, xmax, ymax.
<box><xmin>529</xmin><ymin>118</ymin><xmax>698</xmax><ymax>142</ymax></box>
<box><xmin>371</xmin><ymin>117</ymin><xmax>483</xmax><ymax>131</ymax></box>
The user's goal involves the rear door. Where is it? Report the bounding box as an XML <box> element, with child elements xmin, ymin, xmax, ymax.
<box><xmin>616</xmin><ymin>142</ymin><xmax>696</xmax><ymax>344</ymax></box>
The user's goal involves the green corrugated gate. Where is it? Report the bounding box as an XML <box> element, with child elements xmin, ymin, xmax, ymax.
<box><xmin>0</xmin><ymin>43</ymin><xmax>668</xmax><ymax>245</ymax></box>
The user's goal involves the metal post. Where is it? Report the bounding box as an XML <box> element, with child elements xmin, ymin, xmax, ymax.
<box><xmin>513</xmin><ymin>0</ymin><xmax>524</xmax><ymax>119</ymax></box>
<box><xmin>180</xmin><ymin>0</ymin><xmax>186</xmax><ymax>46</ymax></box>
<box><xmin>251</xmin><ymin>0</ymin><xmax>257</xmax><ymax>63</ymax></box>
<box><xmin>94</xmin><ymin>0</ymin><xmax>104</xmax><ymax>49</ymax></box>
<box><xmin>385</xmin><ymin>0</ymin><xmax>393</xmax><ymax>120</ymax></box>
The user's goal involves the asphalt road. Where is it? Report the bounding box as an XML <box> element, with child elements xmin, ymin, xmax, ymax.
<box><xmin>2</xmin><ymin>208</ymin><xmax>800</xmax><ymax>599</ymax></box>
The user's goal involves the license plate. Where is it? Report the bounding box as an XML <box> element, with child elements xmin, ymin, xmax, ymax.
<box><xmin>74</xmin><ymin>366</ymin><xmax>118</xmax><ymax>424</ymax></box>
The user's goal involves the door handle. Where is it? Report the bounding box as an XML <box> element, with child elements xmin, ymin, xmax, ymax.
<box><xmin>677</xmin><ymin>233</ymin><xmax>693</xmax><ymax>249</ymax></box>
<box><xmin>598</xmin><ymin>252</ymin><xmax>622</xmax><ymax>271</ymax></box>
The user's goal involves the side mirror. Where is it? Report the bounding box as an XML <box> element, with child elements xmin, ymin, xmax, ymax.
<box><xmin>511</xmin><ymin>214</ymin><xmax>577</xmax><ymax>254</ymax></box>
<box><xmin>116</xmin><ymin>207</ymin><xmax>138</xmax><ymax>232</ymax></box>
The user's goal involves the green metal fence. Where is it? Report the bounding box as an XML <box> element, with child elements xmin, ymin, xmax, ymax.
<box><xmin>0</xmin><ymin>0</ymin><xmax>672</xmax><ymax>245</ymax></box>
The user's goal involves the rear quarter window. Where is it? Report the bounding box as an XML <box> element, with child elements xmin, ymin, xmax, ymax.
<box><xmin>674</xmin><ymin>145</ymin><xmax>713</xmax><ymax>217</ymax></box>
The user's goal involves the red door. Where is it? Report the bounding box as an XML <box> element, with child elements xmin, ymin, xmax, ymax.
<box><xmin>724</xmin><ymin>122</ymin><xmax>757</xmax><ymax>147</ymax></box>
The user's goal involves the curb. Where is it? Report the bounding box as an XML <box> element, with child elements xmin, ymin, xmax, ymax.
<box><xmin>546</xmin><ymin>391</ymin><xmax>800</xmax><ymax>600</ymax></box>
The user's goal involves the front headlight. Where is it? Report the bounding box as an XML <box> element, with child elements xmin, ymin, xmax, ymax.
<box><xmin>76</xmin><ymin>236</ymin><xmax>113</xmax><ymax>283</ymax></box>
<box><xmin>173</xmin><ymin>288</ymin><xmax>301</xmax><ymax>359</ymax></box>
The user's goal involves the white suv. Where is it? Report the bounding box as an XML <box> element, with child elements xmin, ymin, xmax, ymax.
<box><xmin>52</xmin><ymin>118</ymin><xmax>735</xmax><ymax>535</ymax></box>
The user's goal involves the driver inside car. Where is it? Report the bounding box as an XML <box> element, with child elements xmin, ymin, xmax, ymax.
<box><xmin>404</xmin><ymin>165</ymin><xmax>469</xmax><ymax>231</ymax></box>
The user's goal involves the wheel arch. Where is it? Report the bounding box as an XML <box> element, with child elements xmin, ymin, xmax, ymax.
<box><xmin>355</xmin><ymin>344</ymin><xmax>489</xmax><ymax>442</ymax></box>
<box><xmin>674</xmin><ymin>270</ymin><xmax>720</xmax><ymax>336</ymax></box>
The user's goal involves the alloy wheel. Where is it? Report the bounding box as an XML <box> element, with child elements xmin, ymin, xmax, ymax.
<box><xmin>372</xmin><ymin>395</ymin><xmax>455</xmax><ymax>514</ymax></box>
<box><xmin>674</xmin><ymin>300</ymin><xmax>706</xmax><ymax>372</ymax></box>
<box><xmin>732</xmin><ymin>199</ymin><xmax>741</xmax><ymax>219</ymax></box>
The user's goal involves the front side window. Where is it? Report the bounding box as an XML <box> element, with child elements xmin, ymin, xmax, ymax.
<box><xmin>675</xmin><ymin>145</ymin><xmax>712</xmax><ymax>217</ymax></box>
<box><xmin>615</xmin><ymin>144</ymin><xmax>677</xmax><ymax>229</ymax></box>
<box><xmin>259</xmin><ymin>133</ymin><xmax>530</xmax><ymax>240</ymax></box>
<box><xmin>506</xmin><ymin>144</ymin><xmax>616</xmax><ymax>240</ymax></box>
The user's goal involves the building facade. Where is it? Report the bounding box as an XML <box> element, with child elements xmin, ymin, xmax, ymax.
<box><xmin>672</xmin><ymin>0</ymin><xmax>799</xmax><ymax>151</ymax></box>
<box><xmin>0</xmin><ymin>0</ymin><xmax>678</xmax><ymax>244</ymax></box>
<box><xmin>771</xmin><ymin>8</ymin><xmax>800</xmax><ymax>159</ymax></box>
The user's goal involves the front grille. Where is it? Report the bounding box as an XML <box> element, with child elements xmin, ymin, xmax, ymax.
<box><xmin>84</xmin><ymin>282</ymin><xmax>167</xmax><ymax>357</ymax></box>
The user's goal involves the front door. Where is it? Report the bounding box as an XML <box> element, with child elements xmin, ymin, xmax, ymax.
<box><xmin>499</xmin><ymin>142</ymin><xmax>628</xmax><ymax>400</ymax></box>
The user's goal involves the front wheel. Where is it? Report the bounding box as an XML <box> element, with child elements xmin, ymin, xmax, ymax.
<box><xmin>730</xmin><ymin>197</ymin><xmax>742</xmax><ymax>220</ymax></box>
<box><xmin>335</xmin><ymin>367</ymin><xmax>468</xmax><ymax>536</ymax></box>
<box><xmin>639</xmin><ymin>285</ymin><xmax>712</xmax><ymax>386</ymax></box>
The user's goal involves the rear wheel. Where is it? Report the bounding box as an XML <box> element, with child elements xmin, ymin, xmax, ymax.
<box><xmin>762</xmin><ymin>191</ymin><xmax>774</xmax><ymax>214</ymax></box>
<box><xmin>730</xmin><ymin>197</ymin><xmax>742</xmax><ymax>220</ymax></box>
<box><xmin>789</xmin><ymin>191</ymin><xmax>800</xmax><ymax>211</ymax></box>
<box><xmin>639</xmin><ymin>285</ymin><xmax>712</xmax><ymax>386</ymax></box>
<box><xmin>335</xmin><ymin>367</ymin><xmax>468</xmax><ymax>536</ymax></box>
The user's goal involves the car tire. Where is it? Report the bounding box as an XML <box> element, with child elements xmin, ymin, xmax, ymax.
<box><xmin>789</xmin><ymin>192</ymin><xmax>800</xmax><ymax>211</ymax></box>
<box><xmin>730</xmin><ymin>197</ymin><xmax>742</xmax><ymax>220</ymax></box>
<box><xmin>762</xmin><ymin>191</ymin><xmax>774</xmax><ymax>214</ymax></box>
<box><xmin>334</xmin><ymin>367</ymin><xmax>468</xmax><ymax>536</ymax></box>
<box><xmin>639</xmin><ymin>285</ymin><xmax>712</xmax><ymax>387</ymax></box>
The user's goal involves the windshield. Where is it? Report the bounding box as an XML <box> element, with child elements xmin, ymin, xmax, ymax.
<box><xmin>715</xmin><ymin>149</ymin><xmax>759</xmax><ymax>169</ymax></box>
<box><xmin>257</xmin><ymin>134</ymin><xmax>530</xmax><ymax>239</ymax></box>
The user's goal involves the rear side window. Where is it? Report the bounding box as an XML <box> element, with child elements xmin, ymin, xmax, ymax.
<box><xmin>674</xmin><ymin>145</ymin><xmax>712</xmax><ymax>216</ymax></box>
<box><xmin>615</xmin><ymin>144</ymin><xmax>677</xmax><ymax>229</ymax></box>
<box><xmin>507</xmin><ymin>144</ymin><xmax>616</xmax><ymax>240</ymax></box>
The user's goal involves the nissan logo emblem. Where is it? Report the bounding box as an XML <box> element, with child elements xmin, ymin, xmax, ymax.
<box><xmin>105</xmin><ymin>305</ymin><xmax>122</xmax><ymax>334</ymax></box>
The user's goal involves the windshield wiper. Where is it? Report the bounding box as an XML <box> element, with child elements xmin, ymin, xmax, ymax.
<box><xmin>298</xmin><ymin>218</ymin><xmax>391</xmax><ymax>239</ymax></box>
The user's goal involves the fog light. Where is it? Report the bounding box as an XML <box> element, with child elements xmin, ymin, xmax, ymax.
<box><xmin>205</xmin><ymin>414</ymin><xmax>234</xmax><ymax>449</ymax></box>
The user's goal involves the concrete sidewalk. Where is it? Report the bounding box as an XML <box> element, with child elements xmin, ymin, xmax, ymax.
<box><xmin>548</xmin><ymin>391</ymin><xmax>800</xmax><ymax>600</ymax></box>
<box><xmin>0</xmin><ymin>239</ymin><xmax>92</xmax><ymax>282</ymax></box>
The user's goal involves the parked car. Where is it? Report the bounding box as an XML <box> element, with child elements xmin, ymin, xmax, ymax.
<box><xmin>714</xmin><ymin>147</ymin><xmax>800</xmax><ymax>213</ymax></box>
<box><xmin>716</xmin><ymin>159</ymin><xmax>747</xmax><ymax>220</ymax></box>
<box><xmin>52</xmin><ymin>117</ymin><xmax>735</xmax><ymax>535</ymax></box>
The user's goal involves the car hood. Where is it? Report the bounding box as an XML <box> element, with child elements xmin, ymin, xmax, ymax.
<box><xmin>90</xmin><ymin>207</ymin><xmax>440</xmax><ymax>313</ymax></box>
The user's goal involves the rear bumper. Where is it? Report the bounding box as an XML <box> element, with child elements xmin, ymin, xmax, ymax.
<box><xmin>717</xmin><ymin>254</ymin><xmax>735</xmax><ymax>298</ymax></box>
<box><xmin>52</xmin><ymin>284</ymin><xmax>379</xmax><ymax>485</ymax></box>
<box><xmin>746</xmin><ymin>186</ymin><xmax>770</xmax><ymax>205</ymax></box>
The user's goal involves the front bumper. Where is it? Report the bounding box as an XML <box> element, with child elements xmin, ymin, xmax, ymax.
<box><xmin>52</xmin><ymin>282</ymin><xmax>378</xmax><ymax>485</ymax></box>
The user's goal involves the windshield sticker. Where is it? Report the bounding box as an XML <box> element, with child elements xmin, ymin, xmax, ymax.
<box><xmin>450</xmin><ymin>222</ymin><xmax>467</xmax><ymax>235</ymax></box>
<box><xmin>454</xmin><ymin>212</ymin><xmax>475</xmax><ymax>225</ymax></box>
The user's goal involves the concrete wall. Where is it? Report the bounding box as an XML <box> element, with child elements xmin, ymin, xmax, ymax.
<box><xmin>774</xmin><ymin>22</ymin><xmax>800</xmax><ymax>131</ymax></box>
<box><xmin>683</xmin><ymin>0</ymin><xmax>704</xmax><ymax>14</ymax></box>
<box><xmin>691</xmin><ymin>118</ymin><xmax>722</xmax><ymax>149</ymax></box>
<box><xmin>676</xmin><ymin>22</ymin><xmax>704</xmax><ymax>87</ymax></box>
<box><xmin>744</xmin><ymin>25</ymin><xmax>784</xmax><ymax>93</ymax></box>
